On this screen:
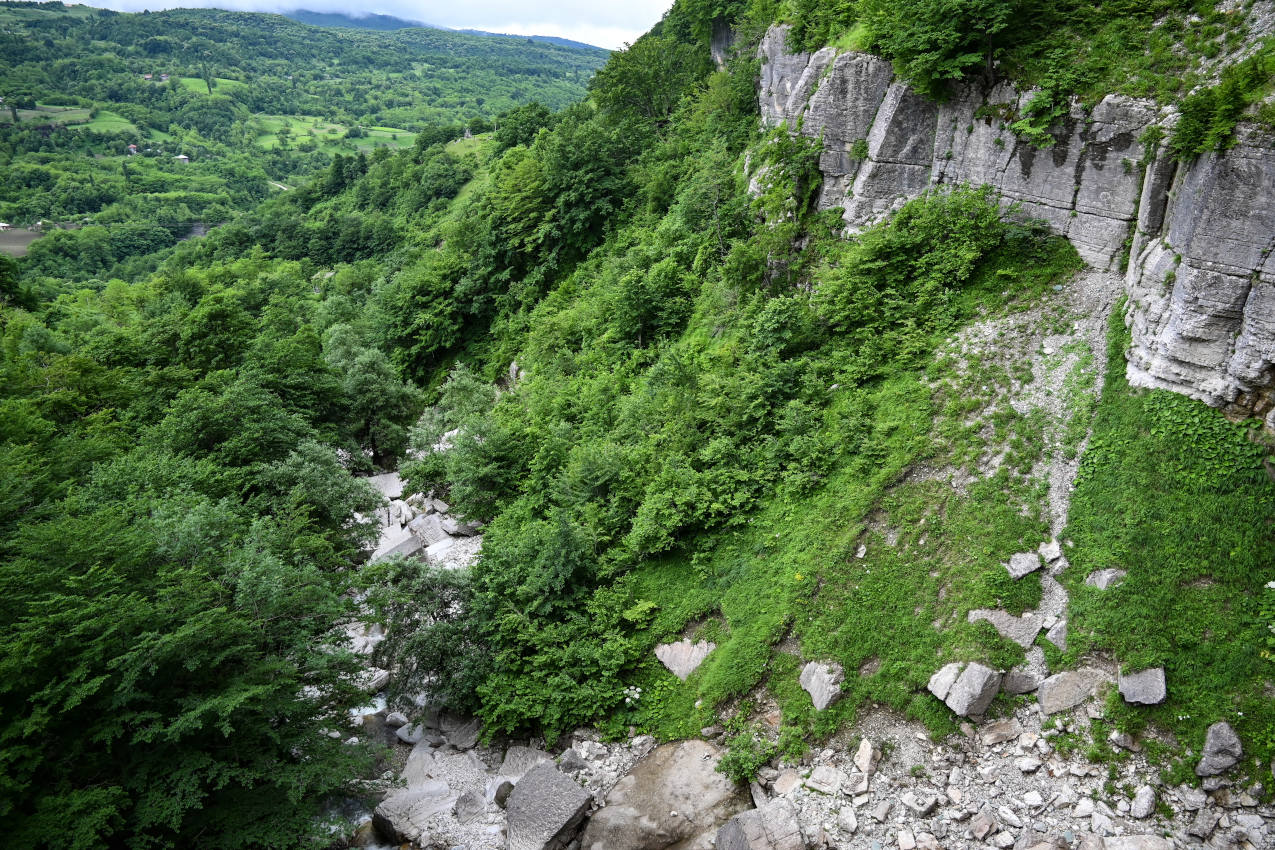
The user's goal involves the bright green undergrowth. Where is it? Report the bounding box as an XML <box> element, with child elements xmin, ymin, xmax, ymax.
<box><xmin>1061</xmin><ymin>306</ymin><xmax>1275</xmax><ymax>782</ymax></box>
<box><xmin>396</xmin><ymin>171</ymin><xmax>1085</xmax><ymax>743</ymax></box>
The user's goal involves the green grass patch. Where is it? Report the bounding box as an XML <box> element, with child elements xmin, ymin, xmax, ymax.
<box><xmin>15</xmin><ymin>105</ymin><xmax>91</xmax><ymax>125</ymax></box>
<box><xmin>448</xmin><ymin>134</ymin><xmax>495</xmax><ymax>204</ymax></box>
<box><xmin>252</xmin><ymin>114</ymin><xmax>414</xmax><ymax>153</ymax></box>
<box><xmin>177</xmin><ymin>76</ymin><xmax>246</xmax><ymax>94</ymax></box>
<box><xmin>1061</xmin><ymin>305</ymin><xmax>1275</xmax><ymax>782</ymax></box>
<box><xmin>72</xmin><ymin>110</ymin><xmax>138</xmax><ymax>134</ymax></box>
<box><xmin>619</xmin><ymin>201</ymin><xmax>1081</xmax><ymax>743</ymax></box>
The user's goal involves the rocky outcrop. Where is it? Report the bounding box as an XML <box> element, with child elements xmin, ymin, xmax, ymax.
<box><xmin>1196</xmin><ymin>721</ymin><xmax>1243</xmax><ymax>776</ymax></box>
<box><xmin>757</xmin><ymin>25</ymin><xmax>1275</xmax><ymax>426</ymax></box>
<box><xmin>1118</xmin><ymin>668</ymin><xmax>1167</xmax><ymax>706</ymax></box>
<box><xmin>364</xmin><ymin>476</ymin><xmax>483</xmax><ymax>567</ymax></box>
<box><xmin>1124</xmin><ymin>129</ymin><xmax>1275</xmax><ymax>425</ymax></box>
<box><xmin>928</xmin><ymin>662</ymin><xmax>1001</xmax><ymax>717</ymax></box>
<box><xmin>655</xmin><ymin>639</ymin><xmax>716</xmax><ymax>681</ymax></box>
<box><xmin>580</xmin><ymin>740</ymin><xmax>749</xmax><ymax>850</ymax></box>
<box><xmin>1037</xmin><ymin>668</ymin><xmax>1113</xmax><ymax>715</ymax></box>
<box><xmin>799</xmin><ymin>661</ymin><xmax>844</xmax><ymax>710</ymax></box>
<box><xmin>506</xmin><ymin>763</ymin><xmax>592</xmax><ymax>850</ymax></box>
<box><xmin>716</xmin><ymin>798</ymin><xmax>805</xmax><ymax>850</ymax></box>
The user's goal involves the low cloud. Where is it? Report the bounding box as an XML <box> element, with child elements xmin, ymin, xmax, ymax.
<box><xmin>77</xmin><ymin>0</ymin><xmax>674</xmax><ymax>49</ymax></box>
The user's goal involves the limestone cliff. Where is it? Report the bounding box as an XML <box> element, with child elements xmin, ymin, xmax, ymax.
<box><xmin>757</xmin><ymin>26</ymin><xmax>1275</xmax><ymax>428</ymax></box>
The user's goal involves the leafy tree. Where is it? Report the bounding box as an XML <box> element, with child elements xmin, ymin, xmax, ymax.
<box><xmin>492</xmin><ymin>101</ymin><xmax>556</xmax><ymax>152</ymax></box>
<box><xmin>859</xmin><ymin>0</ymin><xmax>1026</xmax><ymax>96</ymax></box>
<box><xmin>589</xmin><ymin>35</ymin><xmax>710</xmax><ymax>126</ymax></box>
<box><xmin>323</xmin><ymin>324</ymin><xmax>423</xmax><ymax>468</ymax></box>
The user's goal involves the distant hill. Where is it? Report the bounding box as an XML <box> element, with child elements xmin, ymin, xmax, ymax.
<box><xmin>283</xmin><ymin>10</ymin><xmax>431</xmax><ymax>31</ymax></box>
<box><xmin>281</xmin><ymin>9</ymin><xmax>607</xmax><ymax>51</ymax></box>
<box><xmin>457</xmin><ymin>28</ymin><xmax>609</xmax><ymax>52</ymax></box>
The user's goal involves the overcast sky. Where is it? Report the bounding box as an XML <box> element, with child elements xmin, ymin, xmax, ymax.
<box><xmin>75</xmin><ymin>0</ymin><xmax>675</xmax><ymax>49</ymax></box>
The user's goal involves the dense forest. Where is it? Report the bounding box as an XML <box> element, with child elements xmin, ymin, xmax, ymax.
<box><xmin>2</xmin><ymin>0</ymin><xmax>1274</xmax><ymax>848</ymax></box>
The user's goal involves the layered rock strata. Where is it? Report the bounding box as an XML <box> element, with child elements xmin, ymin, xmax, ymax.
<box><xmin>758</xmin><ymin>26</ymin><xmax>1275</xmax><ymax>426</ymax></box>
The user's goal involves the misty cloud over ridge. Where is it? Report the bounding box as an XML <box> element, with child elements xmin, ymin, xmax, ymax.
<box><xmin>74</xmin><ymin>0</ymin><xmax>674</xmax><ymax>49</ymax></box>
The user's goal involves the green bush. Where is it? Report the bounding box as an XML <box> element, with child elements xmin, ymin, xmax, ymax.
<box><xmin>717</xmin><ymin>728</ymin><xmax>777</xmax><ymax>782</ymax></box>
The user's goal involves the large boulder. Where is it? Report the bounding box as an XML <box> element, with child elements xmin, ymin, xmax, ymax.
<box><xmin>506</xmin><ymin>763</ymin><xmax>592</xmax><ymax>850</ymax></box>
<box><xmin>716</xmin><ymin>798</ymin><xmax>805</xmax><ymax>850</ymax></box>
<box><xmin>579</xmin><ymin>740</ymin><xmax>750</xmax><ymax>850</ymax></box>
<box><xmin>443</xmin><ymin>716</ymin><xmax>481</xmax><ymax>749</ymax></box>
<box><xmin>372</xmin><ymin>780</ymin><xmax>452</xmax><ymax>845</ymax></box>
<box><xmin>370</xmin><ymin>525</ymin><xmax>423</xmax><ymax>562</ymax></box>
<box><xmin>409</xmin><ymin>513</ymin><xmax>451</xmax><ymax>546</ymax></box>
<box><xmin>1006</xmin><ymin>552</ymin><xmax>1043</xmax><ymax>579</ymax></box>
<box><xmin>401</xmin><ymin>740</ymin><xmax>436</xmax><ymax>787</ymax></box>
<box><xmin>1037</xmin><ymin>668</ymin><xmax>1112</xmax><ymax>715</ymax></box>
<box><xmin>1196</xmin><ymin>721</ymin><xmax>1243</xmax><ymax>776</ymax></box>
<box><xmin>1118</xmin><ymin>668</ymin><xmax>1166</xmax><ymax>705</ymax></box>
<box><xmin>366</xmin><ymin>471</ymin><xmax>403</xmax><ymax>500</ymax></box>
<box><xmin>655</xmin><ymin>640</ymin><xmax>716</xmax><ymax>681</ymax></box>
<box><xmin>500</xmin><ymin>745</ymin><xmax>551</xmax><ymax>780</ymax></box>
<box><xmin>799</xmin><ymin>661</ymin><xmax>844</xmax><ymax>711</ymax></box>
<box><xmin>928</xmin><ymin>662</ymin><xmax>1000</xmax><ymax>717</ymax></box>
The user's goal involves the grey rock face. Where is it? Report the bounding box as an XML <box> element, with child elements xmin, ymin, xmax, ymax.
<box><xmin>1118</xmin><ymin>667</ymin><xmax>1167</xmax><ymax>705</ymax></box>
<box><xmin>1037</xmin><ymin>668</ymin><xmax>1112</xmax><ymax>714</ymax></box>
<box><xmin>371</xmin><ymin>525</ymin><xmax>423</xmax><ymax>562</ymax></box>
<box><xmin>401</xmin><ymin>740</ymin><xmax>436</xmax><ymax>787</ymax></box>
<box><xmin>799</xmin><ymin>660</ymin><xmax>845</xmax><ymax>710</ymax></box>
<box><xmin>1006</xmin><ymin>552</ymin><xmax>1043</xmax><ymax>579</ymax></box>
<box><xmin>579</xmin><ymin>740</ymin><xmax>748</xmax><ymax>850</ymax></box>
<box><xmin>947</xmin><ymin>663</ymin><xmax>1001</xmax><ymax>717</ymax></box>
<box><xmin>506</xmin><ymin>763</ymin><xmax>592</xmax><ymax>850</ymax></box>
<box><xmin>1084</xmin><ymin>568</ymin><xmax>1127</xmax><ymax>590</ymax></box>
<box><xmin>1104</xmin><ymin>839</ymin><xmax>1173</xmax><ymax>850</ymax></box>
<box><xmin>444</xmin><ymin>716</ymin><xmax>481</xmax><ymax>750</ymax></box>
<box><xmin>804</xmin><ymin>764</ymin><xmax>845</xmax><ymax>795</ymax></box>
<box><xmin>927</xmin><ymin>663</ymin><xmax>962</xmax><ymax>702</ymax></box>
<box><xmin>1125</xmin><ymin>130</ymin><xmax>1275</xmax><ymax>422</ymax></box>
<box><xmin>558</xmin><ymin>748</ymin><xmax>587</xmax><ymax>774</ymax></box>
<box><xmin>1196</xmin><ymin>721</ymin><xmax>1243</xmax><ymax>776</ymax></box>
<box><xmin>929</xmin><ymin>662</ymin><xmax>1001</xmax><ymax>717</ymax></box>
<box><xmin>373</xmin><ymin>780</ymin><xmax>452</xmax><ymax>845</ymax></box>
<box><xmin>1038</xmin><ymin>539</ymin><xmax>1063</xmax><ymax>563</ymax></box>
<box><xmin>366</xmin><ymin>472</ymin><xmax>403</xmax><ymax>500</ymax></box>
<box><xmin>409</xmin><ymin>512</ymin><xmax>451</xmax><ymax>546</ymax></box>
<box><xmin>654</xmin><ymin>639</ymin><xmax>716</xmax><ymax>681</ymax></box>
<box><xmin>757</xmin><ymin>25</ymin><xmax>1275</xmax><ymax>427</ymax></box>
<box><xmin>453</xmin><ymin>788</ymin><xmax>484</xmax><ymax>824</ymax></box>
<box><xmin>967</xmin><ymin>609</ymin><xmax>1044</xmax><ymax>648</ymax></box>
<box><xmin>1044</xmin><ymin>619</ymin><xmax>1068</xmax><ymax>651</ymax></box>
<box><xmin>486</xmin><ymin>776</ymin><xmax>516</xmax><ymax>808</ymax></box>
<box><xmin>396</xmin><ymin>723</ymin><xmax>426</xmax><ymax>745</ymax></box>
<box><xmin>500</xmin><ymin>745</ymin><xmax>551</xmax><ymax>780</ymax></box>
<box><xmin>716</xmin><ymin>798</ymin><xmax>805</xmax><ymax>850</ymax></box>
<box><xmin>980</xmin><ymin>718</ymin><xmax>1022</xmax><ymax>746</ymax></box>
<box><xmin>1130</xmin><ymin>785</ymin><xmax>1156</xmax><ymax>819</ymax></box>
<box><xmin>1002</xmin><ymin>667</ymin><xmax>1043</xmax><ymax>695</ymax></box>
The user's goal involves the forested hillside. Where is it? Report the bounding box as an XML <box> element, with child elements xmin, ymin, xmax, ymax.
<box><xmin>2</xmin><ymin>1</ymin><xmax>1274</xmax><ymax>848</ymax></box>
<box><xmin>0</xmin><ymin>1</ymin><xmax>605</xmax><ymax>283</ymax></box>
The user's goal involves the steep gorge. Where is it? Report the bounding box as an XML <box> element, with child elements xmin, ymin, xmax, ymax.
<box><xmin>757</xmin><ymin>25</ymin><xmax>1275</xmax><ymax>428</ymax></box>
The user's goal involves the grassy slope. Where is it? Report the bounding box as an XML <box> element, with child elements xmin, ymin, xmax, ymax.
<box><xmin>608</xmin><ymin>234</ymin><xmax>1083</xmax><ymax>744</ymax></box>
<box><xmin>1061</xmin><ymin>308</ymin><xmax>1275</xmax><ymax>781</ymax></box>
